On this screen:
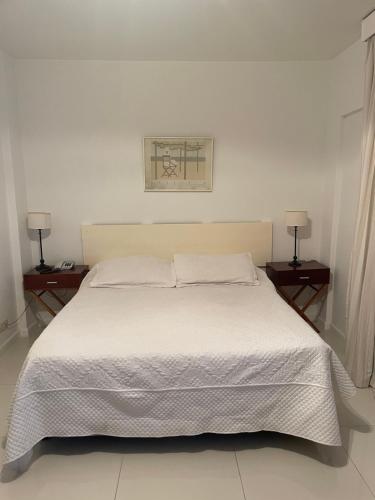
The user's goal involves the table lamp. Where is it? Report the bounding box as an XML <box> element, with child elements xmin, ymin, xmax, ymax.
<box><xmin>27</xmin><ymin>212</ymin><xmax>52</xmax><ymax>272</ymax></box>
<box><xmin>285</xmin><ymin>210</ymin><xmax>308</xmax><ymax>267</ymax></box>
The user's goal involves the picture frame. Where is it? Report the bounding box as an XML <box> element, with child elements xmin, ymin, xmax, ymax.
<box><xmin>144</xmin><ymin>137</ymin><xmax>213</xmax><ymax>192</ymax></box>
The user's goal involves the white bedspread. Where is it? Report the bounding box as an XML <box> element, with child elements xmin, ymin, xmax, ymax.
<box><xmin>3</xmin><ymin>269</ymin><xmax>355</xmax><ymax>476</ymax></box>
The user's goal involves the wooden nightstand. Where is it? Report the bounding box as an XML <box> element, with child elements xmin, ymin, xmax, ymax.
<box><xmin>24</xmin><ymin>265</ymin><xmax>89</xmax><ymax>317</ymax></box>
<box><xmin>266</xmin><ymin>260</ymin><xmax>330</xmax><ymax>333</ymax></box>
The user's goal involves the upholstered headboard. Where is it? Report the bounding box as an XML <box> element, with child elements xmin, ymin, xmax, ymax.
<box><xmin>81</xmin><ymin>222</ymin><xmax>272</xmax><ymax>267</ymax></box>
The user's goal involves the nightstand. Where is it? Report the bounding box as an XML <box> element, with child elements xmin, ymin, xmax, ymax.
<box><xmin>266</xmin><ymin>260</ymin><xmax>330</xmax><ymax>333</ymax></box>
<box><xmin>24</xmin><ymin>265</ymin><xmax>89</xmax><ymax>317</ymax></box>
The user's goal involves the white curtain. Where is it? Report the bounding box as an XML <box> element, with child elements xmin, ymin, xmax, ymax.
<box><xmin>345</xmin><ymin>37</ymin><xmax>375</xmax><ymax>388</ymax></box>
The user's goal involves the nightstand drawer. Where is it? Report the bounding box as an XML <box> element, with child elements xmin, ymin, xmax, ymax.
<box><xmin>266</xmin><ymin>266</ymin><xmax>330</xmax><ymax>286</ymax></box>
<box><xmin>24</xmin><ymin>271</ymin><xmax>87</xmax><ymax>290</ymax></box>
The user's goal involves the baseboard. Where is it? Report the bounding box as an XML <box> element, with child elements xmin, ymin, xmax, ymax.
<box><xmin>331</xmin><ymin>323</ymin><xmax>346</xmax><ymax>339</ymax></box>
<box><xmin>315</xmin><ymin>318</ymin><xmax>325</xmax><ymax>331</ymax></box>
<box><xmin>317</xmin><ymin>309</ymin><xmax>331</xmax><ymax>331</ymax></box>
<box><xmin>0</xmin><ymin>325</ymin><xmax>19</xmax><ymax>352</ymax></box>
<box><xmin>0</xmin><ymin>318</ymin><xmax>44</xmax><ymax>350</ymax></box>
<box><xmin>26</xmin><ymin>319</ymin><xmax>44</xmax><ymax>338</ymax></box>
<box><xmin>17</xmin><ymin>318</ymin><xmax>44</xmax><ymax>338</ymax></box>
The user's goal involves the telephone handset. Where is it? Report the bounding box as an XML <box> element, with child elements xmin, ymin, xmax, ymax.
<box><xmin>54</xmin><ymin>260</ymin><xmax>75</xmax><ymax>271</ymax></box>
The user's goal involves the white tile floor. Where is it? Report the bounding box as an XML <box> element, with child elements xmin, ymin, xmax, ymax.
<box><xmin>0</xmin><ymin>332</ymin><xmax>375</xmax><ymax>499</ymax></box>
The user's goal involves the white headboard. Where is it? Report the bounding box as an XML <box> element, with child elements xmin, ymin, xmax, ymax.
<box><xmin>81</xmin><ymin>222</ymin><xmax>272</xmax><ymax>267</ymax></box>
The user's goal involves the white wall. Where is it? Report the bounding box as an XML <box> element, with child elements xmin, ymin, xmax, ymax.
<box><xmin>3</xmin><ymin>48</ymin><xmax>367</xmax><ymax>336</ymax></box>
<box><xmin>15</xmin><ymin>60</ymin><xmax>330</xmax><ymax>267</ymax></box>
<box><xmin>324</xmin><ymin>40</ymin><xmax>366</xmax><ymax>334</ymax></box>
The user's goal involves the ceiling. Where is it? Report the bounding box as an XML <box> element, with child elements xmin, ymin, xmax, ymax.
<box><xmin>0</xmin><ymin>0</ymin><xmax>374</xmax><ymax>61</ymax></box>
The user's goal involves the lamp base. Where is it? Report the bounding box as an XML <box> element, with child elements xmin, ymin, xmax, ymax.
<box><xmin>35</xmin><ymin>263</ymin><xmax>52</xmax><ymax>272</ymax></box>
<box><xmin>288</xmin><ymin>260</ymin><xmax>302</xmax><ymax>268</ymax></box>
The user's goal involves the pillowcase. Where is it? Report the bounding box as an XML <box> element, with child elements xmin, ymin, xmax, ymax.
<box><xmin>173</xmin><ymin>253</ymin><xmax>258</xmax><ymax>287</ymax></box>
<box><xmin>89</xmin><ymin>256</ymin><xmax>176</xmax><ymax>288</ymax></box>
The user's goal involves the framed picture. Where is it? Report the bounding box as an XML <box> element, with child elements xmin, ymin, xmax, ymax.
<box><xmin>144</xmin><ymin>137</ymin><xmax>213</xmax><ymax>192</ymax></box>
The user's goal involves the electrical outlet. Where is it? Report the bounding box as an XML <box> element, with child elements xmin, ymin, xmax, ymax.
<box><xmin>0</xmin><ymin>320</ymin><xmax>8</xmax><ymax>333</ymax></box>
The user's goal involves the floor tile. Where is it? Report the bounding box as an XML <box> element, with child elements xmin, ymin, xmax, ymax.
<box><xmin>342</xmin><ymin>426</ymin><xmax>375</xmax><ymax>496</ymax></box>
<box><xmin>235</xmin><ymin>431</ymin><xmax>374</xmax><ymax>500</ymax></box>
<box><xmin>116</xmin><ymin>437</ymin><xmax>244</xmax><ymax>500</ymax></box>
<box><xmin>0</xmin><ymin>437</ymin><xmax>122</xmax><ymax>500</ymax></box>
<box><xmin>337</xmin><ymin>388</ymin><xmax>375</xmax><ymax>427</ymax></box>
<box><xmin>0</xmin><ymin>337</ymin><xmax>32</xmax><ymax>385</ymax></box>
<box><xmin>0</xmin><ymin>385</ymin><xmax>14</xmax><ymax>436</ymax></box>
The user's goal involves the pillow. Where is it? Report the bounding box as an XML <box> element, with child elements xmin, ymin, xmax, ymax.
<box><xmin>173</xmin><ymin>253</ymin><xmax>259</xmax><ymax>287</ymax></box>
<box><xmin>89</xmin><ymin>256</ymin><xmax>176</xmax><ymax>288</ymax></box>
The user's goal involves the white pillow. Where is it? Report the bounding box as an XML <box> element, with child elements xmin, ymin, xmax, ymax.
<box><xmin>173</xmin><ymin>253</ymin><xmax>259</xmax><ymax>287</ymax></box>
<box><xmin>89</xmin><ymin>256</ymin><xmax>176</xmax><ymax>288</ymax></box>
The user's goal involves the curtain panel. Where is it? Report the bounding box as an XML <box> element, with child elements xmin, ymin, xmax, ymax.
<box><xmin>345</xmin><ymin>37</ymin><xmax>375</xmax><ymax>388</ymax></box>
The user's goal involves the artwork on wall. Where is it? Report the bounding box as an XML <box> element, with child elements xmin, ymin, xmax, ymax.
<box><xmin>144</xmin><ymin>137</ymin><xmax>213</xmax><ymax>191</ymax></box>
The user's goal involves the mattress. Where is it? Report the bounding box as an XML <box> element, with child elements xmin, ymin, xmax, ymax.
<box><xmin>3</xmin><ymin>268</ymin><xmax>355</xmax><ymax>476</ymax></box>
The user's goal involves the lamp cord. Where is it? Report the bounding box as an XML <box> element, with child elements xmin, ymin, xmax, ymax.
<box><xmin>6</xmin><ymin>300</ymin><xmax>32</xmax><ymax>328</ymax></box>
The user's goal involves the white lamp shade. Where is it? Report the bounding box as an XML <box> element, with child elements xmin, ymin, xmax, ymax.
<box><xmin>285</xmin><ymin>210</ymin><xmax>308</xmax><ymax>227</ymax></box>
<box><xmin>27</xmin><ymin>212</ymin><xmax>51</xmax><ymax>230</ymax></box>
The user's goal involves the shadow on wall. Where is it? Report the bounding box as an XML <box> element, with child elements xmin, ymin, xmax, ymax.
<box><xmin>286</xmin><ymin>217</ymin><xmax>312</xmax><ymax>241</ymax></box>
<box><xmin>27</xmin><ymin>227</ymin><xmax>51</xmax><ymax>242</ymax></box>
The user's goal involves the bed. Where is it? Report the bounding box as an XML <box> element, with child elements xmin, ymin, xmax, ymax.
<box><xmin>2</xmin><ymin>222</ymin><xmax>355</xmax><ymax>477</ymax></box>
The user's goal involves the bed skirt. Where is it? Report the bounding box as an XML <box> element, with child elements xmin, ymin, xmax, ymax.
<box><xmin>2</xmin><ymin>380</ymin><xmax>351</xmax><ymax>479</ymax></box>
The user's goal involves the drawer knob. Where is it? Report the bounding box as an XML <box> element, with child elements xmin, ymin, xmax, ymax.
<box><xmin>47</xmin><ymin>281</ymin><xmax>58</xmax><ymax>284</ymax></box>
<box><xmin>299</xmin><ymin>276</ymin><xmax>310</xmax><ymax>280</ymax></box>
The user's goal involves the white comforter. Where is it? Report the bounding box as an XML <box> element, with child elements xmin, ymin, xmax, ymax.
<box><xmin>3</xmin><ymin>269</ymin><xmax>354</xmax><ymax>475</ymax></box>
